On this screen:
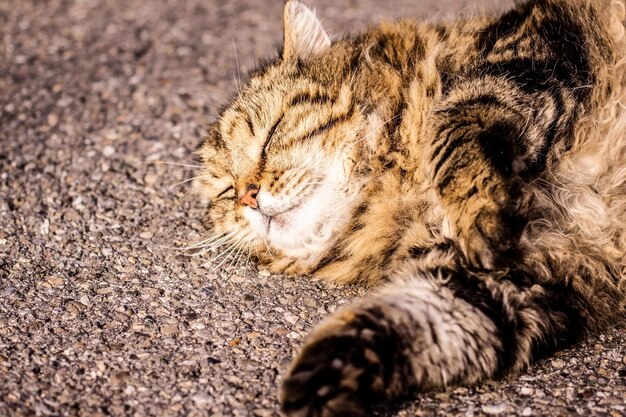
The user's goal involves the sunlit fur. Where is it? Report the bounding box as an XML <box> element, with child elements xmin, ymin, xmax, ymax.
<box><xmin>197</xmin><ymin>0</ymin><xmax>626</xmax><ymax>415</ymax></box>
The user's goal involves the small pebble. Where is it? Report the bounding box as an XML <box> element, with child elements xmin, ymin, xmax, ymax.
<box><xmin>192</xmin><ymin>393</ymin><xmax>212</xmax><ymax>405</ymax></box>
<box><xmin>284</xmin><ymin>313</ymin><xmax>299</xmax><ymax>325</ymax></box>
<box><xmin>139</xmin><ymin>231</ymin><xmax>153</xmax><ymax>239</ymax></box>
<box><xmin>190</xmin><ymin>322</ymin><xmax>205</xmax><ymax>330</ymax></box>
<box><xmin>45</xmin><ymin>277</ymin><xmax>64</xmax><ymax>287</ymax></box>
<box><xmin>481</xmin><ymin>403</ymin><xmax>508</xmax><ymax>415</ymax></box>
<box><xmin>40</xmin><ymin>219</ymin><xmax>50</xmax><ymax>235</ymax></box>
<box><xmin>47</xmin><ymin>113</ymin><xmax>59</xmax><ymax>127</ymax></box>
<box><xmin>160</xmin><ymin>325</ymin><xmax>178</xmax><ymax>336</ymax></box>
<box><xmin>102</xmin><ymin>145</ymin><xmax>116</xmax><ymax>157</ymax></box>
<box><xmin>144</xmin><ymin>173</ymin><xmax>158</xmax><ymax>185</ymax></box>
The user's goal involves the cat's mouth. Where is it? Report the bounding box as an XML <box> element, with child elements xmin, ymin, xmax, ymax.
<box><xmin>241</xmin><ymin>181</ymin><xmax>326</xmax><ymax>250</ymax></box>
<box><xmin>260</xmin><ymin>202</ymin><xmax>303</xmax><ymax>232</ymax></box>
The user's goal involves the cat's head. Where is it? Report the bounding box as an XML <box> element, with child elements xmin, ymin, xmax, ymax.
<box><xmin>197</xmin><ymin>1</ymin><xmax>378</xmax><ymax>268</ymax></box>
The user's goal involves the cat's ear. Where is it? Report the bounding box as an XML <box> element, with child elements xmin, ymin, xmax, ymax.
<box><xmin>282</xmin><ymin>0</ymin><xmax>331</xmax><ymax>60</ymax></box>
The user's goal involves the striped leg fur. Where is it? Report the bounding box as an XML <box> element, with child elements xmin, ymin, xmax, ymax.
<box><xmin>280</xmin><ymin>255</ymin><xmax>588</xmax><ymax>417</ymax></box>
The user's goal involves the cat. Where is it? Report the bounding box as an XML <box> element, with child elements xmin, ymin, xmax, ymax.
<box><xmin>196</xmin><ymin>0</ymin><xmax>626</xmax><ymax>416</ymax></box>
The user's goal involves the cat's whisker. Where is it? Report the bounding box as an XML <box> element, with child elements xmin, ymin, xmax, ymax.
<box><xmin>250</xmin><ymin>237</ymin><xmax>265</xmax><ymax>266</ymax></box>
<box><xmin>204</xmin><ymin>235</ymin><xmax>239</xmax><ymax>263</ymax></box>
<box><xmin>193</xmin><ymin>246</ymin><xmax>226</xmax><ymax>258</ymax></box>
<box><xmin>185</xmin><ymin>228</ymin><xmax>238</xmax><ymax>250</ymax></box>
<box><xmin>229</xmin><ymin>238</ymin><xmax>250</xmax><ymax>269</ymax></box>
<box><xmin>232</xmin><ymin>38</ymin><xmax>243</xmax><ymax>95</ymax></box>
<box><xmin>245</xmin><ymin>243</ymin><xmax>254</xmax><ymax>271</ymax></box>
<box><xmin>262</xmin><ymin>238</ymin><xmax>275</xmax><ymax>259</ymax></box>
<box><xmin>190</xmin><ymin>236</ymin><xmax>242</xmax><ymax>257</ymax></box>
<box><xmin>193</xmin><ymin>234</ymin><xmax>240</xmax><ymax>255</ymax></box>
<box><xmin>189</xmin><ymin>236</ymin><xmax>233</xmax><ymax>252</ymax></box>
<box><xmin>155</xmin><ymin>243</ymin><xmax>191</xmax><ymax>251</ymax></box>
<box><xmin>153</xmin><ymin>160</ymin><xmax>204</xmax><ymax>169</ymax></box>
<box><xmin>169</xmin><ymin>175</ymin><xmax>212</xmax><ymax>189</ymax></box>
<box><xmin>175</xmin><ymin>191</ymin><xmax>193</xmax><ymax>202</ymax></box>
<box><xmin>161</xmin><ymin>229</ymin><xmax>236</xmax><ymax>252</ymax></box>
<box><xmin>213</xmin><ymin>235</ymin><xmax>247</xmax><ymax>270</ymax></box>
<box><xmin>227</xmin><ymin>236</ymin><xmax>247</xmax><ymax>268</ymax></box>
<box><xmin>230</xmin><ymin>245</ymin><xmax>244</xmax><ymax>270</ymax></box>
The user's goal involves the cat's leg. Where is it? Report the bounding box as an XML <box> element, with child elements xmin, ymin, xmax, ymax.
<box><xmin>427</xmin><ymin>0</ymin><xmax>595</xmax><ymax>269</ymax></box>
<box><xmin>428</xmin><ymin>77</ymin><xmax>576</xmax><ymax>269</ymax></box>
<box><xmin>280</xmin><ymin>255</ymin><xmax>588</xmax><ymax>417</ymax></box>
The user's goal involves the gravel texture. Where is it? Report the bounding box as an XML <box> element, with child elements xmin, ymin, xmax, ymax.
<box><xmin>1</xmin><ymin>0</ymin><xmax>625</xmax><ymax>416</ymax></box>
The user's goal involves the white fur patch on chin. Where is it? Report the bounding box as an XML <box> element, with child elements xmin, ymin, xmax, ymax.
<box><xmin>244</xmin><ymin>160</ymin><xmax>358</xmax><ymax>263</ymax></box>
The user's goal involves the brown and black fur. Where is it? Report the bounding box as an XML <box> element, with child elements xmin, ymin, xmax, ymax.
<box><xmin>196</xmin><ymin>1</ymin><xmax>626</xmax><ymax>416</ymax></box>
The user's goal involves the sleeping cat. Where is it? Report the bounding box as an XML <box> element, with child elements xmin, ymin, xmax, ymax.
<box><xmin>197</xmin><ymin>0</ymin><xmax>626</xmax><ymax>415</ymax></box>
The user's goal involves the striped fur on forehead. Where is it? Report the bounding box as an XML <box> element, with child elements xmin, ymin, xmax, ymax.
<box><xmin>220</xmin><ymin>78</ymin><xmax>356</xmax><ymax>154</ymax></box>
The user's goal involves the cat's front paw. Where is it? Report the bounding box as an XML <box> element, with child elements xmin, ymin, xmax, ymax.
<box><xmin>281</xmin><ymin>352</ymin><xmax>369</xmax><ymax>417</ymax></box>
<box><xmin>280</xmin><ymin>309</ymin><xmax>409</xmax><ymax>417</ymax></box>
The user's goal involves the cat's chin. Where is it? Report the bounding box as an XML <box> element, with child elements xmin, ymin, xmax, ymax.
<box><xmin>243</xmin><ymin>203</ymin><xmax>327</xmax><ymax>258</ymax></box>
<box><xmin>242</xmin><ymin>186</ymin><xmax>356</xmax><ymax>260</ymax></box>
<box><xmin>240</xmin><ymin>157</ymin><xmax>363</xmax><ymax>260</ymax></box>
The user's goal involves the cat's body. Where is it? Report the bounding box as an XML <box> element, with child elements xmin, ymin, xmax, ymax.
<box><xmin>198</xmin><ymin>0</ymin><xmax>626</xmax><ymax>415</ymax></box>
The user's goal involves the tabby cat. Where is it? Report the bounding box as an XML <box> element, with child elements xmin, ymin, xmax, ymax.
<box><xmin>197</xmin><ymin>0</ymin><xmax>626</xmax><ymax>415</ymax></box>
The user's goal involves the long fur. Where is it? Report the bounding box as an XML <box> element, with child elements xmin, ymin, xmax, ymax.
<box><xmin>196</xmin><ymin>1</ymin><xmax>626</xmax><ymax>416</ymax></box>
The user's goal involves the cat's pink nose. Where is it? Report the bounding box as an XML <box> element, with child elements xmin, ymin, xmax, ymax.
<box><xmin>239</xmin><ymin>185</ymin><xmax>259</xmax><ymax>209</ymax></box>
